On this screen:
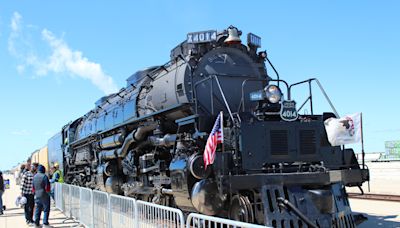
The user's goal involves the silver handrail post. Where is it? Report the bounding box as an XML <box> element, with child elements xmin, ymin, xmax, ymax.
<box><xmin>213</xmin><ymin>75</ymin><xmax>235</xmax><ymax>124</ymax></box>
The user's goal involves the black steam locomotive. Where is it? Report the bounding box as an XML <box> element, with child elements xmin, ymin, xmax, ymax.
<box><xmin>49</xmin><ymin>26</ymin><xmax>369</xmax><ymax>227</ymax></box>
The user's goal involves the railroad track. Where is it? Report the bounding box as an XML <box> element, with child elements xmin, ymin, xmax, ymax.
<box><xmin>348</xmin><ymin>193</ymin><xmax>400</xmax><ymax>202</ymax></box>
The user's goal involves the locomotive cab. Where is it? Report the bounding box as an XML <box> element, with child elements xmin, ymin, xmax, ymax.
<box><xmin>209</xmin><ymin>77</ymin><xmax>369</xmax><ymax>226</ymax></box>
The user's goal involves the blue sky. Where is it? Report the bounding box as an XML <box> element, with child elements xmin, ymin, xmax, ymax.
<box><xmin>0</xmin><ymin>1</ymin><xmax>399</xmax><ymax>170</ymax></box>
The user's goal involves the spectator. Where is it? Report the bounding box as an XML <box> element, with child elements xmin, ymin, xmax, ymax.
<box><xmin>32</xmin><ymin>163</ymin><xmax>39</xmax><ymax>175</ymax></box>
<box><xmin>50</xmin><ymin>163</ymin><xmax>63</xmax><ymax>184</ymax></box>
<box><xmin>26</xmin><ymin>159</ymin><xmax>31</xmax><ymax>172</ymax></box>
<box><xmin>50</xmin><ymin>163</ymin><xmax>64</xmax><ymax>199</ymax></box>
<box><xmin>0</xmin><ymin>171</ymin><xmax>4</xmax><ymax>215</ymax></box>
<box><xmin>32</xmin><ymin>165</ymin><xmax>51</xmax><ymax>228</ymax></box>
<box><xmin>21</xmin><ymin>162</ymin><xmax>34</xmax><ymax>225</ymax></box>
<box><xmin>17</xmin><ymin>164</ymin><xmax>26</xmax><ymax>185</ymax></box>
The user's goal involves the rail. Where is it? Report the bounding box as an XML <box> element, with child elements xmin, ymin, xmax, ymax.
<box><xmin>348</xmin><ymin>193</ymin><xmax>400</xmax><ymax>202</ymax></box>
<box><xmin>288</xmin><ymin>78</ymin><xmax>339</xmax><ymax>117</ymax></box>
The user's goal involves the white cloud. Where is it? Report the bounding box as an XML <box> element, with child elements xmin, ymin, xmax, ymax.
<box><xmin>8</xmin><ymin>12</ymin><xmax>118</xmax><ymax>95</ymax></box>
<box><xmin>10</xmin><ymin>12</ymin><xmax>21</xmax><ymax>32</ymax></box>
<box><xmin>11</xmin><ymin>129</ymin><xmax>30</xmax><ymax>136</ymax></box>
<box><xmin>8</xmin><ymin>12</ymin><xmax>22</xmax><ymax>56</ymax></box>
<box><xmin>16</xmin><ymin>64</ymin><xmax>25</xmax><ymax>74</ymax></box>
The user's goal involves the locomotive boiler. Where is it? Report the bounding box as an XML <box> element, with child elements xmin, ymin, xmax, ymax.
<box><xmin>53</xmin><ymin>26</ymin><xmax>369</xmax><ymax>227</ymax></box>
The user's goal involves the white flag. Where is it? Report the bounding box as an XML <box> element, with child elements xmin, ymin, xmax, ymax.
<box><xmin>324</xmin><ymin>113</ymin><xmax>362</xmax><ymax>146</ymax></box>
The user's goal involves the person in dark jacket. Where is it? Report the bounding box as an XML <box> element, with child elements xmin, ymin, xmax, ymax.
<box><xmin>32</xmin><ymin>165</ymin><xmax>51</xmax><ymax>228</ymax></box>
<box><xmin>0</xmin><ymin>171</ymin><xmax>4</xmax><ymax>215</ymax></box>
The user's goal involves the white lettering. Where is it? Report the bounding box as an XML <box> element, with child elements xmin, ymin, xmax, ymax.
<box><xmin>187</xmin><ymin>31</ymin><xmax>217</xmax><ymax>43</ymax></box>
<box><xmin>199</xmin><ymin>33</ymin><xmax>205</xmax><ymax>41</ymax></box>
<box><xmin>193</xmin><ymin>34</ymin><xmax>199</xmax><ymax>42</ymax></box>
<box><xmin>205</xmin><ymin>32</ymin><xmax>210</xmax><ymax>41</ymax></box>
<box><xmin>211</xmin><ymin>31</ymin><xmax>217</xmax><ymax>40</ymax></box>
<box><xmin>187</xmin><ymin>34</ymin><xmax>193</xmax><ymax>43</ymax></box>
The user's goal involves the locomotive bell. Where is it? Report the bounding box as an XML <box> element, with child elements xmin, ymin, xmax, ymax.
<box><xmin>224</xmin><ymin>26</ymin><xmax>241</xmax><ymax>44</ymax></box>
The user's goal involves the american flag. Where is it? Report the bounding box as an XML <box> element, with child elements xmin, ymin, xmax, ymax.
<box><xmin>203</xmin><ymin>112</ymin><xmax>223</xmax><ymax>168</ymax></box>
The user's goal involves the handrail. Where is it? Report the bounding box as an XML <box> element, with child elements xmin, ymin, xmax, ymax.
<box><xmin>289</xmin><ymin>78</ymin><xmax>340</xmax><ymax>118</ymax></box>
<box><xmin>214</xmin><ymin>75</ymin><xmax>235</xmax><ymax>124</ymax></box>
<box><xmin>240</xmin><ymin>78</ymin><xmax>289</xmax><ymax>112</ymax></box>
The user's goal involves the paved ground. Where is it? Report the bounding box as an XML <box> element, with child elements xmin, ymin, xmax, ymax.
<box><xmin>0</xmin><ymin>175</ymin><xmax>79</xmax><ymax>228</ymax></box>
<box><xmin>350</xmin><ymin>199</ymin><xmax>400</xmax><ymax>228</ymax></box>
<box><xmin>347</xmin><ymin>161</ymin><xmax>400</xmax><ymax>195</ymax></box>
<box><xmin>347</xmin><ymin>162</ymin><xmax>400</xmax><ymax>227</ymax></box>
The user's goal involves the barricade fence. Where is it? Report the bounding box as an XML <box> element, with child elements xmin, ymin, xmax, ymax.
<box><xmin>93</xmin><ymin>190</ymin><xmax>110</xmax><ymax>228</ymax></box>
<box><xmin>70</xmin><ymin>185</ymin><xmax>81</xmax><ymax>220</ymax></box>
<box><xmin>80</xmin><ymin>187</ymin><xmax>93</xmax><ymax>227</ymax></box>
<box><xmin>54</xmin><ymin>183</ymin><xmax>269</xmax><ymax>228</ymax></box>
<box><xmin>136</xmin><ymin>200</ymin><xmax>185</xmax><ymax>228</ymax></box>
<box><xmin>187</xmin><ymin>213</ymin><xmax>268</xmax><ymax>228</ymax></box>
<box><xmin>54</xmin><ymin>182</ymin><xmax>63</xmax><ymax>210</ymax></box>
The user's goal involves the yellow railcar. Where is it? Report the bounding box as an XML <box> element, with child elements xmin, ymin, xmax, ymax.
<box><xmin>31</xmin><ymin>146</ymin><xmax>49</xmax><ymax>173</ymax></box>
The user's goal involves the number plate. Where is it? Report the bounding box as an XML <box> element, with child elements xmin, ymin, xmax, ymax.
<box><xmin>187</xmin><ymin>30</ymin><xmax>217</xmax><ymax>44</ymax></box>
<box><xmin>280</xmin><ymin>100</ymin><xmax>298</xmax><ymax>121</ymax></box>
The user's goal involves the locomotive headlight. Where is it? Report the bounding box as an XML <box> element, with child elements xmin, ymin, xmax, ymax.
<box><xmin>265</xmin><ymin>85</ymin><xmax>282</xmax><ymax>103</ymax></box>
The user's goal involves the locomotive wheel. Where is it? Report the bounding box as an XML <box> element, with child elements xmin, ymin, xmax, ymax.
<box><xmin>229</xmin><ymin>195</ymin><xmax>255</xmax><ymax>224</ymax></box>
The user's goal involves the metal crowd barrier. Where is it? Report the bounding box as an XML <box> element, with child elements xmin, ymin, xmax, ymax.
<box><xmin>80</xmin><ymin>187</ymin><xmax>94</xmax><ymax>227</ymax></box>
<box><xmin>93</xmin><ymin>190</ymin><xmax>110</xmax><ymax>228</ymax></box>
<box><xmin>187</xmin><ymin>213</ymin><xmax>268</xmax><ymax>228</ymax></box>
<box><xmin>136</xmin><ymin>200</ymin><xmax>185</xmax><ymax>228</ymax></box>
<box><xmin>54</xmin><ymin>183</ymin><xmax>269</xmax><ymax>228</ymax></box>
<box><xmin>54</xmin><ymin>182</ymin><xmax>63</xmax><ymax>210</ymax></box>
<box><xmin>70</xmin><ymin>185</ymin><xmax>81</xmax><ymax>220</ymax></box>
<box><xmin>61</xmin><ymin>184</ymin><xmax>71</xmax><ymax>217</ymax></box>
<box><xmin>110</xmin><ymin>194</ymin><xmax>136</xmax><ymax>228</ymax></box>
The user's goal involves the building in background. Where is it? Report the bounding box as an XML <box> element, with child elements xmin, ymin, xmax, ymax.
<box><xmin>380</xmin><ymin>140</ymin><xmax>400</xmax><ymax>161</ymax></box>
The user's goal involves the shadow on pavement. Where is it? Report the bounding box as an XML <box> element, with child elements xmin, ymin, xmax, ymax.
<box><xmin>49</xmin><ymin>221</ymin><xmax>80</xmax><ymax>226</ymax></box>
<box><xmin>358</xmin><ymin>214</ymin><xmax>400</xmax><ymax>228</ymax></box>
<box><xmin>48</xmin><ymin>216</ymin><xmax>69</xmax><ymax>221</ymax></box>
<box><xmin>3</xmin><ymin>207</ymin><xmax>23</xmax><ymax>212</ymax></box>
<box><xmin>1</xmin><ymin>212</ymin><xmax>25</xmax><ymax>217</ymax></box>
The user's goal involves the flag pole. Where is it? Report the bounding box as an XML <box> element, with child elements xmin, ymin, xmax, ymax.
<box><xmin>220</xmin><ymin>111</ymin><xmax>224</xmax><ymax>153</ymax></box>
<box><xmin>360</xmin><ymin>112</ymin><xmax>365</xmax><ymax>170</ymax></box>
<box><xmin>220</xmin><ymin>111</ymin><xmax>225</xmax><ymax>176</ymax></box>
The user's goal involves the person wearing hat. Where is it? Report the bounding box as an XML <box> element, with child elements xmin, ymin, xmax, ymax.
<box><xmin>32</xmin><ymin>165</ymin><xmax>51</xmax><ymax>228</ymax></box>
<box><xmin>50</xmin><ymin>163</ymin><xmax>63</xmax><ymax>200</ymax></box>
<box><xmin>50</xmin><ymin>163</ymin><xmax>63</xmax><ymax>184</ymax></box>
<box><xmin>32</xmin><ymin>163</ymin><xmax>39</xmax><ymax>175</ymax></box>
<box><xmin>0</xmin><ymin>171</ymin><xmax>4</xmax><ymax>215</ymax></box>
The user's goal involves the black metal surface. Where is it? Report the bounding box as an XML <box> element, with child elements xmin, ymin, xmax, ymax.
<box><xmin>239</xmin><ymin>120</ymin><xmax>324</xmax><ymax>169</ymax></box>
<box><xmin>46</xmin><ymin>26</ymin><xmax>370</xmax><ymax>226</ymax></box>
<box><xmin>190</xmin><ymin>179</ymin><xmax>225</xmax><ymax>215</ymax></box>
<box><xmin>261</xmin><ymin>183</ymin><xmax>355</xmax><ymax>228</ymax></box>
<box><xmin>220</xmin><ymin>169</ymin><xmax>369</xmax><ymax>190</ymax></box>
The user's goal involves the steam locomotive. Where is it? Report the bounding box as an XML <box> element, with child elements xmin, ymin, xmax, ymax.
<box><xmin>47</xmin><ymin>26</ymin><xmax>369</xmax><ymax>227</ymax></box>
